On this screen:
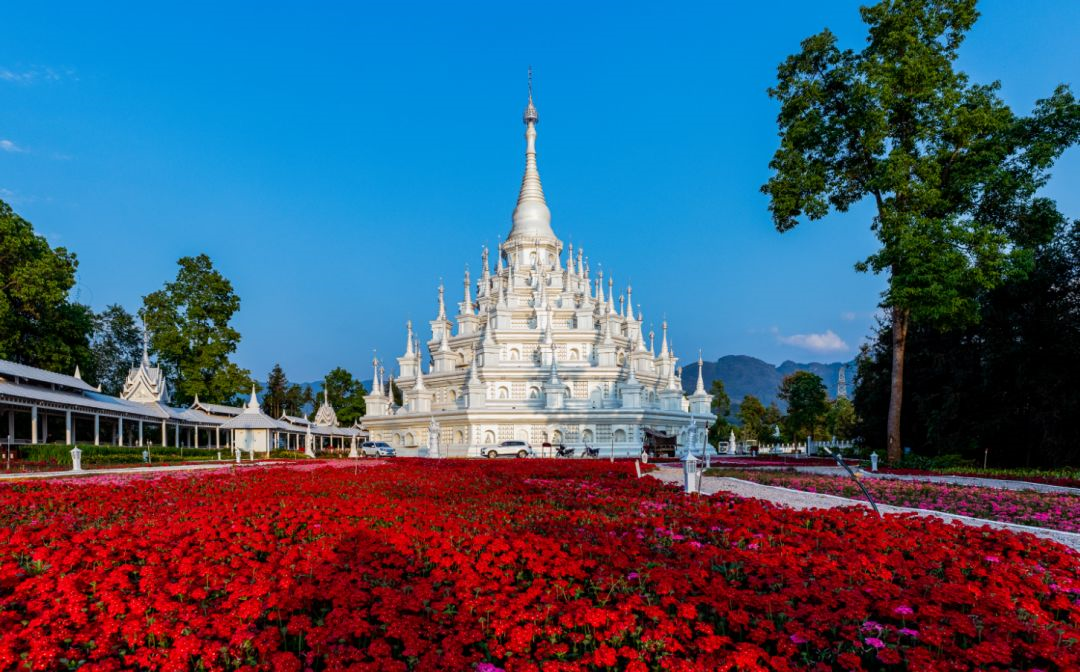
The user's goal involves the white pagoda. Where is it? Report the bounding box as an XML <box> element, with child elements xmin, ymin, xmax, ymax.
<box><xmin>362</xmin><ymin>85</ymin><xmax>713</xmax><ymax>456</ymax></box>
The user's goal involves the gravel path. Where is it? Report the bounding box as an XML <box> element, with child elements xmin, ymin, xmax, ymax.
<box><xmin>650</xmin><ymin>469</ymin><xmax>1080</xmax><ymax>552</ymax></box>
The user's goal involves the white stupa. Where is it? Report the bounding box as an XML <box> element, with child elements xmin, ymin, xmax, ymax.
<box><xmin>361</xmin><ymin>80</ymin><xmax>713</xmax><ymax>455</ymax></box>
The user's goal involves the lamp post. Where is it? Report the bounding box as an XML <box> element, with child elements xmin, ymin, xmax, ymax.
<box><xmin>683</xmin><ymin>450</ymin><xmax>701</xmax><ymax>494</ymax></box>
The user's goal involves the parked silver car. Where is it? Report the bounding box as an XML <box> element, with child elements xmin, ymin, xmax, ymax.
<box><xmin>361</xmin><ymin>441</ymin><xmax>396</xmax><ymax>457</ymax></box>
<box><xmin>482</xmin><ymin>440</ymin><xmax>533</xmax><ymax>459</ymax></box>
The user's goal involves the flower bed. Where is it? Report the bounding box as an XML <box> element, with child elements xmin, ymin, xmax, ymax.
<box><xmin>879</xmin><ymin>467</ymin><xmax>1080</xmax><ymax>489</ymax></box>
<box><xmin>710</xmin><ymin>468</ymin><xmax>1080</xmax><ymax>533</ymax></box>
<box><xmin>0</xmin><ymin>461</ymin><xmax>1077</xmax><ymax>670</ymax></box>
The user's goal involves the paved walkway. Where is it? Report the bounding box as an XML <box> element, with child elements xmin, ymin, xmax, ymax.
<box><xmin>0</xmin><ymin>461</ymin><xmax>271</xmax><ymax>480</ymax></box>
<box><xmin>650</xmin><ymin>469</ymin><xmax>1080</xmax><ymax>551</ymax></box>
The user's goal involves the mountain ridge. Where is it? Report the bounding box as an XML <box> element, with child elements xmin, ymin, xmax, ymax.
<box><xmin>682</xmin><ymin>355</ymin><xmax>854</xmax><ymax>411</ymax></box>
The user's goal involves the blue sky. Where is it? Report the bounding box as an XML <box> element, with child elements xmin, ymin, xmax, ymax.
<box><xmin>2</xmin><ymin>1</ymin><xmax>1077</xmax><ymax>382</ymax></box>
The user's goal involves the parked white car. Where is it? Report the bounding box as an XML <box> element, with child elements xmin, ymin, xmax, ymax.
<box><xmin>360</xmin><ymin>441</ymin><xmax>396</xmax><ymax>458</ymax></box>
<box><xmin>479</xmin><ymin>440</ymin><xmax>533</xmax><ymax>459</ymax></box>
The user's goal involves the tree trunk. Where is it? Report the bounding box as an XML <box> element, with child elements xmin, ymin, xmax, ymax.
<box><xmin>886</xmin><ymin>306</ymin><xmax>909</xmax><ymax>464</ymax></box>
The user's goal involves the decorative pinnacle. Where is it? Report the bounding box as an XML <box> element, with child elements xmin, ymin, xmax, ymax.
<box><xmin>524</xmin><ymin>66</ymin><xmax>538</xmax><ymax>124</ymax></box>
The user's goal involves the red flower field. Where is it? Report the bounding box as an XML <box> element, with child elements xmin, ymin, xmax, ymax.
<box><xmin>0</xmin><ymin>461</ymin><xmax>1077</xmax><ymax>670</ymax></box>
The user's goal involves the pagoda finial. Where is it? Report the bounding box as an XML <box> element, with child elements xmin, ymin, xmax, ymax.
<box><xmin>247</xmin><ymin>384</ymin><xmax>259</xmax><ymax>410</ymax></box>
<box><xmin>510</xmin><ymin>69</ymin><xmax>554</xmax><ymax>242</ymax></box>
<box><xmin>405</xmin><ymin>321</ymin><xmax>414</xmax><ymax>357</ymax></box>
<box><xmin>141</xmin><ymin>326</ymin><xmax>150</xmax><ymax>368</ymax></box>
<box><xmin>437</xmin><ymin>282</ymin><xmax>447</xmax><ymax>320</ymax></box>
<box><xmin>660</xmin><ymin>320</ymin><xmax>669</xmax><ymax>359</ymax></box>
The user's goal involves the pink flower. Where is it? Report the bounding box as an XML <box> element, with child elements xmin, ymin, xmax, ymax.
<box><xmin>790</xmin><ymin>633</ymin><xmax>808</xmax><ymax>644</ymax></box>
<box><xmin>894</xmin><ymin>605</ymin><xmax>914</xmax><ymax>616</ymax></box>
<box><xmin>865</xmin><ymin>637</ymin><xmax>885</xmax><ymax>649</ymax></box>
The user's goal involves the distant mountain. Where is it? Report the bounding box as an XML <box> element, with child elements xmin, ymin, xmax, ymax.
<box><xmin>682</xmin><ymin>355</ymin><xmax>855</xmax><ymax>411</ymax></box>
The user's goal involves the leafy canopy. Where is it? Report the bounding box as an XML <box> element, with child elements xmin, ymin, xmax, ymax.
<box><xmin>0</xmin><ymin>199</ymin><xmax>93</xmax><ymax>373</ymax></box>
<box><xmin>141</xmin><ymin>254</ymin><xmax>251</xmax><ymax>405</ymax></box>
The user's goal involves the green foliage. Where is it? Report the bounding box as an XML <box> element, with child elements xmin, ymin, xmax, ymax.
<box><xmin>141</xmin><ymin>254</ymin><xmax>252</xmax><ymax>405</ymax></box>
<box><xmin>263</xmin><ymin>364</ymin><xmax>289</xmax><ymax>418</ymax></box>
<box><xmin>0</xmin><ymin>199</ymin><xmax>94</xmax><ymax>373</ymax></box>
<box><xmin>709</xmin><ymin>379</ymin><xmax>730</xmax><ymax>418</ymax></box>
<box><xmin>89</xmin><ymin>304</ymin><xmax>141</xmax><ymax>395</ymax></box>
<box><xmin>824</xmin><ymin>397</ymin><xmax>858</xmax><ymax>441</ymax></box>
<box><xmin>263</xmin><ymin>364</ymin><xmax>313</xmax><ymax>419</ymax></box>
<box><xmin>323</xmin><ymin>367</ymin><xmax>367</xmax><ymax>426</ymax></box>
<box><xmin>762</xmin><ymin>0</ymin><xmax>1080</xmax><ymax>462</ymax></box>
<box><xmin>854</xmin><ymin>219</ymin><xmax>1080</xmax><ymax>468</ymax></box>
<box><xmin>735</xmin><ymin>395</ymin><xmax>770</xmax><ymax>444</ymax></box>
<box><xmin>268</xmin><ymin>449</ymin><xmax>312</xmax><ymax>459</ymax></box>
<box><xmin>897</xmin><ymin>453</ymin><xmax>973</xmax><ymax>470</ymax></box>
<box><xmin>24</xmin><ymin>444</ymin><xmax>218</xmax><ymax>466</ymax></box>
<box><xmin>705</xmin><ymin>378</ymin><xmax>732</xmax><ymax>446</ymax></box>
<box><xmin>778</xmin><ymin>371</ymin><xmax>828</xmax><ymax>440</ymax></box>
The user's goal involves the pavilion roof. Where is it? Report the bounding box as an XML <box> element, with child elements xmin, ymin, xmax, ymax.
<box><xmin>0</xmin><ymin>360</ymin><xmax>98</xmax><ymax>393</ymax></box>
<box><xmin>0</xmin><ymin>382</ymin><xmax>169</xmax><ymax>419</ymax></box>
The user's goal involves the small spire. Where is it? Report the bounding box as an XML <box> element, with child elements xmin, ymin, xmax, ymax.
<box><xmin>372</xmin><ymin>353</ymin><xmax>383</xmax><ymax>396</ymax></box>
<box><xmin>324</xmin><ymin>388</ymin><xmax>330</xmax><ymax>405</ymax></box>
<box><xmin>463</xmin><ymin>266</ymin><xmax>473</xmax><ymax>312</ymax></box>
<box><xmin>387</xmin><ymin>373</ymin><xmax>395</xmax><ymax>404</ymax></box>
<box><xmin>73</xmin><ymin>365</ymin><xmax>82</xmax><ymax>380</ymax></box>
<box><xmin>404</xmin><ymin>322</ymin><xmax>414</xmax><ymax>356</ymax></box>
<box><xmin>247</xmin><ymin>384</ymin><xmax>259</xmax><ymax>410</ymax></box>
<box><xmin>597</xmin><ymin>269</ymin><xmax>605</xmax><ymax>305</ymax></box>
<box><xmin>660</xmin><ymin>320</ymin><xmax>669</xmax><ymax>359</ymax></box>
<box><xmin>437</xmin><ymin>282</ymin><xmax>447</xmax><ymax>320</ymax></box>
<box><xmin>548</xmin><ymin>344</ymin><xmax>560</xmax><ymax>384</ymax></box>
<box><xmin>625</xmin><ymin>351</ymin><xmax>638</xmax><ymax>384</ymax></box>
<box><xmin>439</xmin><ymin>323</ymin><xmax>452</xmax><ymax>353</ymax></box>
<box><xmin>649</xmin><ymin>327</ymin><xmax>655</xmax><ymax>355</ymax></box>
<box><xmin>468</xmin><ymin>353</ymin><xmax>482</xmax><ymax>384</ymax></box>
<box><xmin>695</xmin><ymin>350</ymin><xmax>706</xmax><ymax>394</ymax></box>
<box><xmin>607</xmin><ymin>276</ymin><xmax>615</xmax><ymax>314</ymax></box>
<box><xmin>414</xmin><ymin>351</ymin><xmax>426</xmax><ymax>391</ymax></box>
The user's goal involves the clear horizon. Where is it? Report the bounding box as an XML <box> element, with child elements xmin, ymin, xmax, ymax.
<box><xmin>2</xmin><ymin>0</ymin><xmax>1077</xmax><ymax>382</ymax></box>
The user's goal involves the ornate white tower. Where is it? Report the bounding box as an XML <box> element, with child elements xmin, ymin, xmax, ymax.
<box><xmin>360</xmin><ymin>76</ymin><xmax>713</xmax><ymax>454</ymax></box>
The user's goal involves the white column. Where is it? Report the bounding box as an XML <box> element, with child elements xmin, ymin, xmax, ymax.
<box><xmin>215</xmin><ymin>427</ymin><xmax>220</xmax><ymax>449</ymax></box>
<box><xmin>161</xmin><ymin>420</ymin><xmax>167</xmax><ymax>447</ymax></box>
<box><xmin>138</xmin><ymin>420</ymin><xmax>144</xmax><ymax>446</ymax></box>
<box><xmin>65</xmin><ymin>410</ymin><xmax>72</xmax><ymax>445</ymax></box>
<box><xmin>93</xmin><ymin>414</ymin><xmax>100</xmax><ymax>446</ymax></box>
<box><xmin>174</xmin><ymin>423</ymin><xmax>180</xmax><ymax>448</ymax></box>
<box><xmin>7</xmin><ymin>410</ymin><xmax>14</xmax><ymax>446</ymax></box>
<box><xmin>195</xmin><ymin>426</ymin><xmax>200</xmax><ymax>449</ymax></box>
<box><xmin>118</xmin><ymin>417</ymin><xmax>124</xmax><ymax>446</ymax></box>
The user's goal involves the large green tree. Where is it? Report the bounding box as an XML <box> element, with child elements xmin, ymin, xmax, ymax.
<box><xmin>707</xmin><ymin>378</ymin><xmax>732</xmax><ymax>447</ymax></box>
<box><xmin>89</xmin><ymin>304</ymin><xmax>141</xmax><ymax>395</ymax></box>
<box><xmin>824</xmin><ymin>397</ymin><xmax>858</xmax><ymax>441</ymax></box>
<box><xmin>778</xmin><ymin>371</ymin><xmax>828</xmax><ymax>441</ymax></box>
<box><xmin>262</xmin><ymin>363</ymin><xmax>290</xmax><ymax>418</ymax></box>
<box><xmin>737</xmin><ymin>394</ymin><xmax>766</xmax><ymax>443</ymax></box>
<box><xmin>323</xmin><ymin>367</ymin><xmax>367</xmax><ymax>426</ymax></box>
<box><xmin>854</xmin><ymin>217</ymin><xmax>1080</xmax><ymax>468</ymax></box>
<box><xmin>0</xmin><ymin>199</ymin><xmax>94</xmax><ymax>373</ymax></box>
<box><xmin>762</xmin><ymin>0</ymin><xmax>1080</xmax><ymax>462</ymax></box>
<box><xmin>141</xmin><ymin>254</ymin><xmax>251</xmax><ymax>405</ymax></box>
